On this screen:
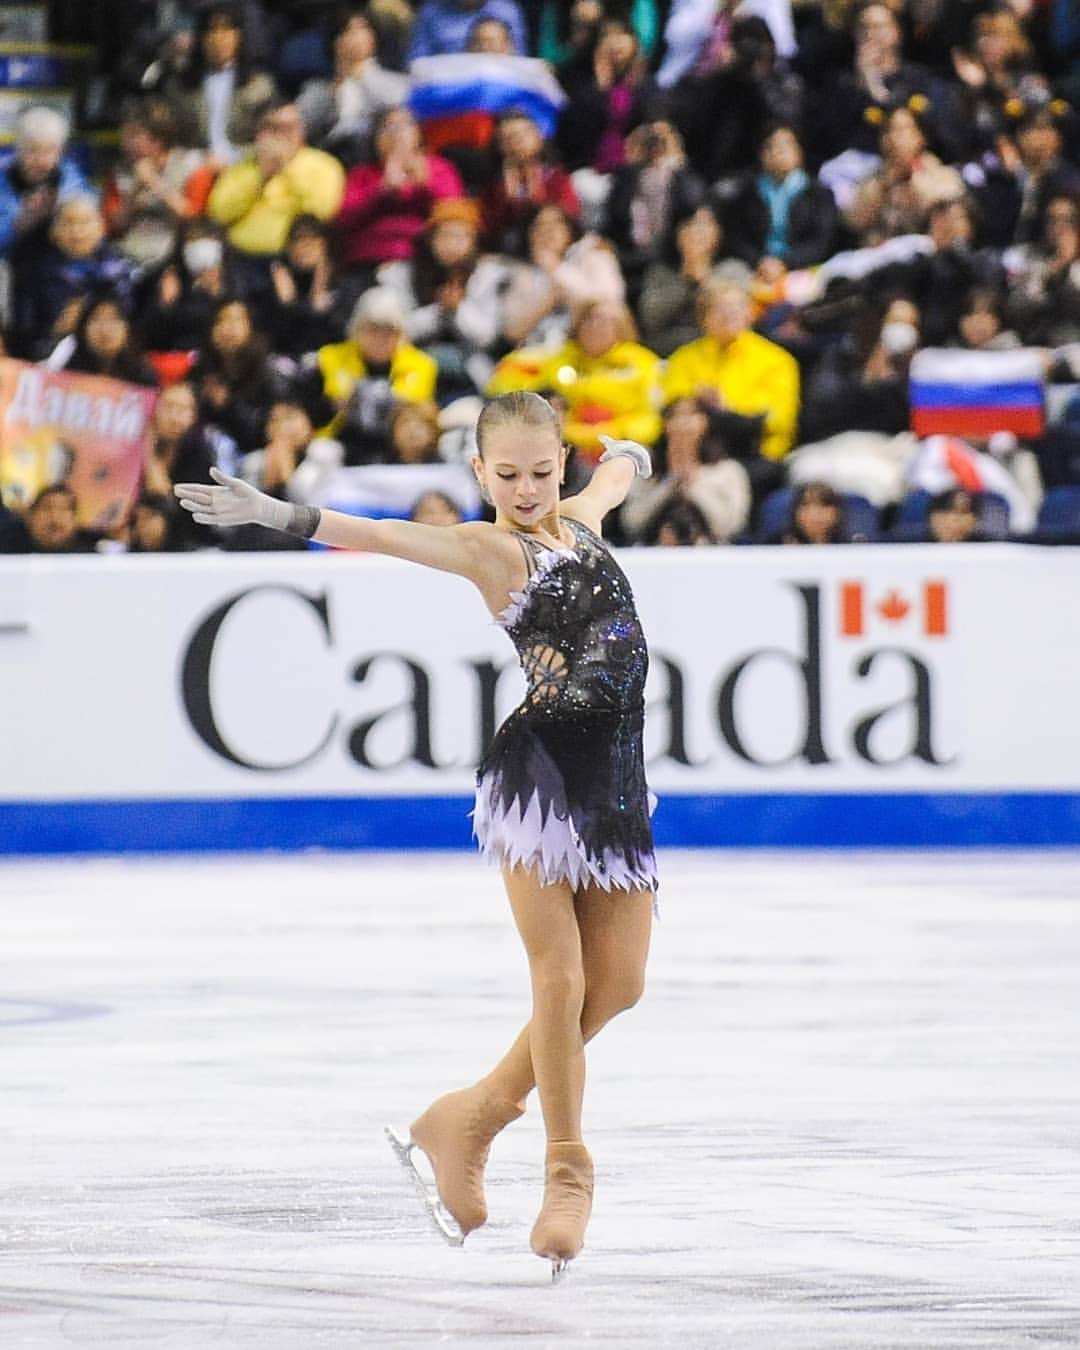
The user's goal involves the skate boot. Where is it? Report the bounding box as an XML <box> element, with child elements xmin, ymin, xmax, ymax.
<box><xmin>408</xmin><ymin>1087</ymin><xmax>524</xmax><ymax>1236</ymax></box>
<box><xmin>530</xmin><ymin>1141</ymin><xmax>594</xmax><ymax>1281</ymax></box>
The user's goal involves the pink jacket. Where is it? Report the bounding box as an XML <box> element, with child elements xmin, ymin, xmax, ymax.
<box><xmin>336</xmin><ymin>156</ymin><xmax>465</xmax><ymax>267</ymax></box>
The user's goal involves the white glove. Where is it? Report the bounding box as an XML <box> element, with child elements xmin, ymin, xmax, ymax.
<box><xmin>174</xmin><ymin>467</ymin><xmax>293</xmax><ymax>531</ymax></box>
<box><xmin>598</xmin><ymin>435</ymin><xmax>653</xmax><ymax>479</ymax></box>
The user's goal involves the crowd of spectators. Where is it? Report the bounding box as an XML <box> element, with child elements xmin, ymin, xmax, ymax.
<box><xmin>1</xmin><ymin>0</ymin><xmax>1079</xmax><ymax>554</ymax></box>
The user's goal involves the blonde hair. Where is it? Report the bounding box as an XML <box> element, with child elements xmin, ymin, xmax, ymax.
<box><xmin>476</xmin><ymin>391</ymin><xmax>561</xmax><ymax>458</ymax></box>
<box><xmin>570</xmin><ymin>298</ymin><xmax>638</xmax><ymax>345</ymax></box>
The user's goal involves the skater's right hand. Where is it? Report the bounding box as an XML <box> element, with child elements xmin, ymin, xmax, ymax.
<box><xmin>174</xmin><ymin>467</ymin><xmax>291</xmax><ymax>531</ymax></box>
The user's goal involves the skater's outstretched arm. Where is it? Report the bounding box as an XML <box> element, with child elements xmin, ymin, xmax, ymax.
<box><xmin>561</xmin><ymin>436</ymin><xmax>652</xmax><ymax>533</ymax></box>
<box><xmin>174</xmin><ymin>468</ymin><xmax>499</xmax><ymax>581</ymax></box>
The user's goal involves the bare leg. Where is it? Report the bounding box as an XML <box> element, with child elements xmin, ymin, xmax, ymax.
<box><xmin>476</xmin><ymin>879</ymin><xmax>654</xmax><ymax>1109</ymax></box>
<box><xmin>502</xmin><ymin>865</ymin><xmax>586</xmax><ymax>1142</ymax></box>
<box><xmin>506</xmin><ymin>872</ymin><xmax>654</xmax><ymax>1265</ymax></box>
<box><xmin>405</xmin><ymin>876</ymin><xmax>653</xmax><ymax>1241</ymax></box>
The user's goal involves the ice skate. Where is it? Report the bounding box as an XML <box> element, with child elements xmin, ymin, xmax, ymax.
<box><xmin>385</xmin><ymin>1125</ymin><xmax>466</xmax><ymax>1246</ymax></box>
<box><xmin>530</xmin><ymin>1141</ymin><xmax>594</xmax><ymax>1280</ymax></box>
<box><xmin>394</xmin><ymin>1087</ymin><xmax>524</xmax><ymax>1239</ymax></box>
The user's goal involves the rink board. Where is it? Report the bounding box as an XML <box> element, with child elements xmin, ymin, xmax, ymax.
<box><xmin>2</xmin><ymin>792</ymin><xmax>1079</xmax><ymax>855</ymax></box>
<box><xmin>1</xmin><ymin>545</ymin><xmax>1078</xmax><ymax>852</ymax></box>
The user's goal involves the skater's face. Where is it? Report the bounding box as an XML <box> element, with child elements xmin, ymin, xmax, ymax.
<box><xmin>473</xmin><ymin>424</ymin><xmax>566</xmax><ymax>529</ymax></box>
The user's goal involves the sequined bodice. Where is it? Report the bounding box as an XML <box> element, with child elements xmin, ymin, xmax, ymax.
<box><xmin>498</xmin><ymin>518</ymin><xmax>648</xmax><ymax>714</ymax></box>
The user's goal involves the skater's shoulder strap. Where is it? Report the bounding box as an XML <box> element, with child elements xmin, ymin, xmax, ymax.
<box><xmin>513</xmin><ymin>531</ymin><xmax>545</xmax><ymax>577</ymax></box>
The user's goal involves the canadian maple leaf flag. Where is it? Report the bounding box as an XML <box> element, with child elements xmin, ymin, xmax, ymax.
<box><xmin>840</xmin><ymin>581</ymin><xmax>948</xmax><ymax>637</ymax></box>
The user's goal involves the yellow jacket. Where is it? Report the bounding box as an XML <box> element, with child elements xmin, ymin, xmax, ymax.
<box><xmin>662</xmin><ymin>331</ymin><xmax>800</xmax><ymax>461</ymax></box>
<box><xmin>316</xmin><ymin>338</ymin><xmax>437</xmax><ymax>431</ymax></box>
<box><xmin>208</xmin><ymin>146</ymin><xmax>345</xmax><ymax>256</ymax></box>
<box><xmin>488</xmin><ymin>340</ymin><xmax>662</xmax><ymax>459</ymax></box>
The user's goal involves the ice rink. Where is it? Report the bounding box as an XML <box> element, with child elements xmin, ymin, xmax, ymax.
<box><xmin>1</xmin><ymin>848</ymin><xmax>1078</xmax><ymax>1349</ymax></box>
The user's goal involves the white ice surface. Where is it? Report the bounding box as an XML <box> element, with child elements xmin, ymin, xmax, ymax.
<box><xmin>0</xmin><ymin>850</ymin><xmax>1078</xmax><ymax>1349</ymax></box>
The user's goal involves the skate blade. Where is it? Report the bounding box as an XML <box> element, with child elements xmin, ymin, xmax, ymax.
<box><xmin>385</xmin><ymin>1125</ymin><xmax>466</xmax><ymax>1248</ymax></box>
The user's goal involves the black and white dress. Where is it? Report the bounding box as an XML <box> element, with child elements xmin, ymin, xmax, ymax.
<box><xmin>473</xmin><ymin>517</ymin><xmax>658</xmax><ymax>894</ymax></box>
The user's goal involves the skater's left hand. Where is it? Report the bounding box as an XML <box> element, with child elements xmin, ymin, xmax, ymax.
<box><xmin>598</xmin><ymin>436</ymin><xmax>653</xmax><ymax>478</ymax></box>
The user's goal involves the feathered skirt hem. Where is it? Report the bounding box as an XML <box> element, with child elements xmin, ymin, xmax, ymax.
<box><xmin>472</xmin><ymin>706</ymin><xmax>658</xmax><ymax>896</ymax></box>
<box><xmin>472</xmin><ymin>781</ymin><xmax>658</xmax><ymax>894</ymax></box>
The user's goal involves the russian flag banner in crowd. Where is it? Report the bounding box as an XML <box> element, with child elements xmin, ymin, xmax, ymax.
<box><xmin>909</xmin><ymin>348</ymin><xmax>1046</xmax><ymax>439</ymax></box>
<box><xmin>407</xmin><ymin>52</ymin><xmax>566</xmax><ymax>151</ymax></box>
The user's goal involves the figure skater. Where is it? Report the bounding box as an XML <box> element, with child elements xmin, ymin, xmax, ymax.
<box><xmin>174</xmin><ymin>391</ymin><xmax>658</xmax><ymax>1278</ymax></box>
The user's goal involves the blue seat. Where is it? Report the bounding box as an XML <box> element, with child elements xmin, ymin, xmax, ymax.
<box><xmin>756</xmin><ymin>487</ymin><xmax>881</xmax><ymax>542</ymax></box>
<box><xmin>1036</xmin><ymin>486</ymin><xmax>1080</xmax><ymax>535</ymax></box>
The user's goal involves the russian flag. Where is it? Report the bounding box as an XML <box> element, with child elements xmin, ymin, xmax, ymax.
<box><xmin>408</xmin><ymin>53</ymin><xmax>566</xmax><ymax>151</ymax></box>
<box><xmin>909</xmin><ymin>348</ymin><xmax>1045</xmax><ymax>439</ymax></box>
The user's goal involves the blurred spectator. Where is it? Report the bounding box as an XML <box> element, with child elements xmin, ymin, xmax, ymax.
<box><xmin>663</xmin><ymin>276</ymin><xmax>801</xmax><ymax>462</ymax></box>
<box><xmin>1004</xmin><ymin>192</ymin><xmax>1080</xmax><ymax>344</ymax></box>
<box><xmin>807</xmin><ymin>1</ymin><xmax>961</xmax><ymax>168</ymax></box>
<box><xmin>775</xmin><ymin>480</ymin><xmax>848</xmax><ymax>544</ymax></box>
<box><xmin>127</xmin><ymin>492</ymin><xmax>184</xmax><ymax>552</ymax></box>
<box><xmin>658</xmin><ymin>0</ymin><xmax>733</xmax><ymax>88</ymax></box>
<box><xmin>0</xmin><ymin>496</ymin><xmax>18</xmax><ymax>550</ymax></box>
<box><xmin>799</xmin><ymin>294</ymin><xmax>917</xmax><ymax>443</ymax></box>
<box><xmin>336</xmin><ymin>106</ymin><xmax>465</xmax><ymax>280</ymax></box>
<box><xmin>666</xmin><ymin>14</ymin><xmax>801</xmax><ymax>183</ymax></box>
<box><xmin>50</xmin><ymin>293</ymin><xmax>160</xmax><ymax>387</ymax></box>
<box><xmin>0</xmin><ymin>485</ymin><xmax>99</xmax><ymax>554</ymax></box>
<box><xmin>143</xmin><ymin>382</ymin><xmax>220</xmax><ymax>548</ymax></box>
<box><xmin>379</xmin><ymin>198</ymin><xmax>507</xmax><ymax>398</ymax></box>
<box><xmin>925</xmin><ymin>486</ymin><xmax>984</xmax><ymax>542</ymax></box>
<box><xmin>989</xmin><ymin>106</ymin><xmax>1080</xmax><ymax>247</ymax></box>
<box><xmin>603</xmin><ymin>120</ymin><xmax>707</xmax><ymax>294</ymax></box>
<box><xmin>489</xmin><ymin>298</ymin><xmax>662</xmax><ymax>462</ymax></box>
<box><xmin>296</xmin><ymin>8</ymin><xmax>410</xmax><ymax>161</ymax></box>
<box><xmin>0</xmin><ymin>107</ymin><xmax>92</xmax><ymax>262</ymax></box>
<box><xmin>620</xmin><ymin>395</ymin><xmax>751</xmax><ymax>542</ymax></box>
<box><xmin>500</xmin><ymin>202</ymin><xmax>625</xmax><ymax>349</ymax></box>
<box><xmin>267</xmin><ymin>214</ymin><xmax>363</xmax><ymax>360</ymax></box>
<box><xmin>845</xmin><ymin>107</ymin><xmax>965</xmax><ymax>245</ymax></box>
<box><xmin>723</xmin><ymin>124</ymin><xmax>839</xmax><ymax>275</ymax></box>
<box><xmin>642</xmin><ymin>495</ymin><xmax>715</xmax><ymax>545</ymax></box>
<box><xmin>899</xmin><ymin>196</ymin><xmax>1003</xmax><ymax>345</ymax></box>
<box><xmin>950</xmin><ymin>9</ymin><xmax>1037</xmax><ymax>155</ymax></box>
<box><xmin>636</xmin><ymin>204</ymin><xmax>749</xmax><ymax>357</ymax></box>
<box><xmin>239</xmin><ymin>398</ymin><xmax>345</xmax><ymax>502</ymax></box>
<box><xmin>467</xmin><ymin>16</ymin><xmax>515</xmax><ymax>54</ymax></box>
<box><xmin>102</xmin><ymin>98</ymin><xmax>216</xmax><ymax>272</ymax></box>
<box><xmin>556</xmin><ymin>17</ymin><xmax>657</xmax><ymax>174</ymax></box>
<box><xmin>407</xmin><ymin>0</ymin><xmax>529</xmax><ymax>60</ymax></box>
<box><xmin>11</xmin><ymin>197</ymin><xmax>135</xmax><ymax>359</ymax></box>
<box><xmin>138</xmin><ymin>218</ymin><xmax>249</xmax><ymax>354</ymax></box>
<box><xmin>207</xmin><ymin>102</ymin><xmax>345</xmax><ymax>260</ymax></box>
<box><xmin>309</xmin><ymin>286</ymin><xmax>438</xmax><ymax>463</ymax></box>
<box><xmin>951</xmin><ymin>286</ymin><xmax>1021</xmax><ymax>350</ymax></box>
<box><xmin>411</xmin><ymin>489</ymin><xmax>464</xmax><ymax>524</ymax></box>
<box><xmin>481</xmin><ymin>109</ymin><xmax>581</xmax><ymax>256</ymax></box>
<box><xmin>105</xmin><ymin>9</ymin><xmax>198</xmax><ymax>116</ymax></box>
<box><xmin>161</xmin><ymin>3</ymin><xmax>277</xmax><ymax>162</ymax></box>
<box><xmin>390</xmin><ymin>401</ymin><xmax>443</xmax><ymax>463</ymax></box>
<box><xmin>190</xmin><ymin>298</ymin><xmax>286</xmax><ymax>452</ymax></box>
<box><xmin>537</xmin><ymin>1</ymin><xmax>598</xmax><ymax>66</ymax></box>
